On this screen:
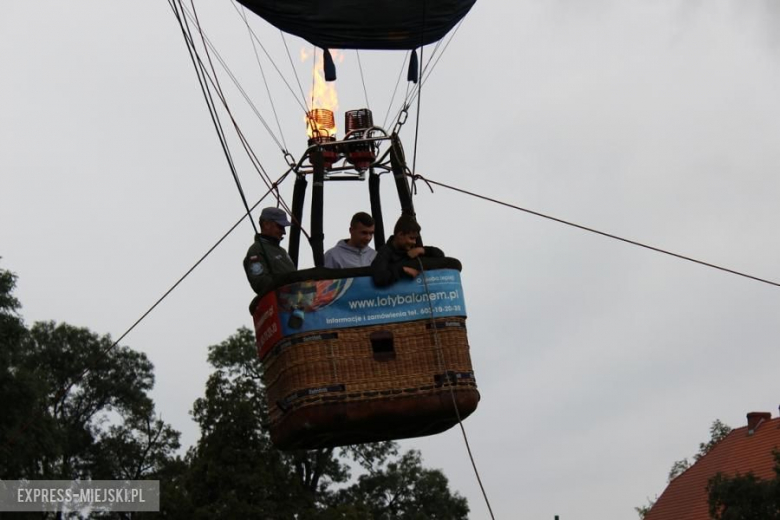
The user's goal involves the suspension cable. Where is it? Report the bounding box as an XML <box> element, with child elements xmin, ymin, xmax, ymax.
<box><xmin>310</xmin><ymin>46</ymin><xmax>318</xmax><ymax>110</ymax></box>
<box><xmin>227</xmin><ymin>1</ymin><xmax>309</xmax><ymax>115</ymax></box>
<box><xmin>356</xmin><ymin>50</ymin><xmax>371</xmax><ymax>111</ymax></box>
<box><xmin>403</xmin><ymin>38</ymin><xmax>443</xmax><ymax>110</ymax></box>
<box><xmin>410</xmin><ymin>42</ymin><xmax>424</xmax><ymax>177</ymax></box>
<box><xmin>176</xmin><ymin>0</ymin><xmax>301</xmax><ymax>230</ymax></box>
<box><xmin>419</xmin><ymin>19</ymin><xmax>465</xmax><ymax>89</ymax></box>
<box><xmin>389</xmin><ymin>18</ymin><xmax>464</xmax><ymax>133</ymax></box>
<box><xmin>187</xmin><ymin>0</ymin><xmax>265</xmax><ymax>233</ymax></box>
<box><xmin>416</xmin><ymin>258</ymin><xmax>497</xmax><ymax>520</ymax></box>
<box><xmin>236</xmin><ymin>2</ymin><xmax>288</xmax><ymax>152</ymax></box>
<box><xmin>172</xmin><ymin>0</ymin><xmax>258</xmax><ymax>234</ymax></box>
<box><xmin>281</xmin><ymin>31</ymin><xmax>311</xmax><ymax>112</ymax></box>
<box><xmin>408</xmin><ymin>0</ymin><xmax>430</xmax><ymax>205</ymax></box>
<box><xmin>178</xmin><ymin>1</ymin><xmax>275</xmax><ymax>182</ymax></box>
<box><xmin>414</xmin><ymin>174</ymin><xmax>780</xmax><ymax>289</ymax></box>
<box><xmin>382</xmin><ymin>52</ymin><xmax>410</xmax><ymax>130</ymax></box>
<box><xmin>180</xmin><ymin>2</ymin><xmax>288</xmax><ymax>154</ymax></box>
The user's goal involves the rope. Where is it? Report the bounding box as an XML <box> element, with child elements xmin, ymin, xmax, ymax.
<box><xmin>236</xmin><ymin>2</ymin><xmax>288</xmax><ymax>152</ymax></box>
<box><xmin>382</xmin><ymin>52</ymin><xmax>410</xmax><ymax>130</ymax></box>
<box><xmin>310</xmin><ymin>46</ymin><xmax>317</xmax><ymax>110</ymax></box>
<box><xmin>416</xmin><ymin>257</ymin><xmax>497</xmax><ymax>520</ymax></box>
<box><xmin>228</xmin><ymin>1</ymin><xmax>309</xmax><ymax>115</ymax></box>
<box><xmin>356</xmin><ymin>50</ymin><xmax>371</xmax><ymax>111</ymax></box>
<box><xmin>410</xmin><ymin>44</ymin><xmax>424</xmax><ymax>178</ymax></box>
<box><xmin>419</xmin><ymin>19</ymin><xmax>465</xmax><ymax>93</ymax></box>
<box><xmin>174</xmin><ymin>1</ymin><xmax>301</xmax><ymax>233</ymax></box>
<box><xmin>172</xmin><ymin>0</ymin><xmax>258</xmax><ymax>233</ymax></box>
<box><xmin>191</xmin><ymin>0</ymin><xmax>269</xmax><ymax>235</ymax></box>
<box><xmin>4</xmin><ymin>179</ymin><xmax>286</xmax><ymax>452</ymax></box>
<box><xmin>414</xmin><ymin>174</ymin><xmax>780</xmax><ymax>289</ymax></box>
<box><xmin>391</xmin><ymin>18</ymin><xmax>465</xmax><ymax>131</ymax></box>
<box><xmin>280</xmin><ymin>31</ymin><xmax>311</xmax><ymax>112</ymax></box>
<box><xmin>181</xmin><ymin>1</ymin><xmax>289</xmax><ymax>153</ymax></box>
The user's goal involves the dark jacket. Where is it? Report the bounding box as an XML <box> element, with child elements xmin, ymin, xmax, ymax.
<box><xmin>371</xmin><ymin>235</ymin><xmax>444</xmax><ymax>287</ymax></box>
<box><xmin>244</xmin><ymin>234</ymin><xmax>296</xmax><ymax>295</ymax></box>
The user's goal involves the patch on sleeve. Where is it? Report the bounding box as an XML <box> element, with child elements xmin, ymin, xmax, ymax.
<box><xmin>249</xmin><ymin>262</ymin><xmax>265</xmax><ymax>276</ymax></box>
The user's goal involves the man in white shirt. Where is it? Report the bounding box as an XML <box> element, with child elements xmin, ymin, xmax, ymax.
<box><xmin>324</xmin><ymin>212</ymin><xmax>377</xmax><ymax>268</ymax></box>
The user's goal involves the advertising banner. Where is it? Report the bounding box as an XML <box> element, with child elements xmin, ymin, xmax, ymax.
<box><xmin>254</xmin><ymin>269</ymin><xmax>466</xmax><ymax>358</ymax></box>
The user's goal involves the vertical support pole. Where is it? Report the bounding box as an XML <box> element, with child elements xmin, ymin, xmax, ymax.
<box><xmin>390</xmin><ymin>134</ymin><xmax>415</xmax><ymax>217</ymax></box>
<box><xmin>368</xmin><ymin>167</ymin><xmax>385</xmax><ymax>249</ymax></box>
<box><xmin>288</xmin><ymin>173</ymin><xmax>307</xmax><ymax>268</ymax></box>
<box><xmin>310</xmin><ymin>149</ymin><xmax>326</xmax><ymax>267</ymax></box>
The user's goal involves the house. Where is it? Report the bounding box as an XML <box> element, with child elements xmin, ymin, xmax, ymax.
<box><xmin>646</xmin><ymin>411</ymin><xmax>780</xmax><ymax>520</ymax></box>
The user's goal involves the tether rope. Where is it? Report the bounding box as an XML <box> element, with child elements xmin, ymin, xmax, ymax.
<box><xmin>414</xmin><ymin>175</ymin><xmax>780</xmax><ymax>289</ymax></box>
<box><xmin>416</xmin><ymin>258</ymin><xmax>497</xmax><ymax>520</ymax></box>
<box><xmin>3</xmin><ymin>179</ymin><xmax>287</xmax><ymax>451</ymax></box>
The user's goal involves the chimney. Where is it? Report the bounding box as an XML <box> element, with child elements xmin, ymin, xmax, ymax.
<box><xmin>747</xmin><ymin>411</ymin><xmax>771</xmax><ymax>435</ymax></box>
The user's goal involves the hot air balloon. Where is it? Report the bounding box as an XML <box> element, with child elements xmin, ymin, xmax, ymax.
<box><xmin>201</xmin><ymin>0</ymin><xmax>481</xmax><ymax>450</ymax></box>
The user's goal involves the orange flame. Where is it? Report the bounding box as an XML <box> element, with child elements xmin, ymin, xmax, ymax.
<box><xmin>304</xmin><ymin>49</ymin><xmax>342</xmax><ymax>138</ymax></box>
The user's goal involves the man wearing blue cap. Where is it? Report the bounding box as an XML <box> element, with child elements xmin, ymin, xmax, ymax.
<box><xmin>244</xmin><ymin>207</ymin><xmax>296</xmax><ymax>295</ymax></box>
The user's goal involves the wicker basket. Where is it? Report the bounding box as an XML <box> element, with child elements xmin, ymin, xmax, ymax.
<box><xmin>262</xmin><ymin>316</ymin><xmax>479</xmax><ymax>450</ymax></box>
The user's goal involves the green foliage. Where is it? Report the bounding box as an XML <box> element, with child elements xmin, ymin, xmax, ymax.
<box><xmin>707</xmin><ymin>450</ymin><xmax>780</xmax><ymax>520</ymax></box>
<box><xmin>666</xmin><ymin>420</ymin><xmax>733</xmax><ymax>483</ymax></box>
<box><xmin>0</xmin><ymin>261</ymin><xmax>21</xmax><ymax>314</ymax></box>
<box><xmin>668</xmin><ymin>458</ymin><xmax>692</xmax><ymax>482</ymax></box>
<box><xmin>698</xmin><ymin>420</ymin><xmax>733</xmax><ymax>461</ymax></box>
<box><xmin>0</xmin><ymin>263</ymin><xmax>180</xmax><ymax>486</ymax></box>
<box><xmin>334</xmin><ymin>449</ymin><xmax>469</xmax><ymax>519</ymax></box>
<box><xmin>637</xmin><ymin>419</ymin><xmax>732</xmax><ymax>519</ymax></box>
<box><xmin>0</xmin><ymin>263</ymin><xmax>41</xmax><ymax>478</ymax></box>
<box><xmin>635</xmin><ymin>500</ymin><xmax>655</xmax><ymax>519</ymax></box>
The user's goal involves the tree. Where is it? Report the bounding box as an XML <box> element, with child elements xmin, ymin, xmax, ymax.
<box><xmin>332</xmin><ymin>449</ymin><xmax>469</xmax><ymax>519</ymax></box>
<box><xmin>0</xmin><ymin>263</ymin><xmax>180</xmax><ymax>489</ymax></box>
<box><xmin>636</xmin><ymin>419</ymin><xmax>732</xmax><ymax>519</ymax></box>
<box><xmin>0</xmin><ymin>263</ymin><xmax>47</xmax><ymax>479</ymax></box>
<box><xmin>706</xmin><ymin>450</ymin><xmax>780</xmax><ymax>520</ymax></box>
<box><xmin>168</xmin><ymin>327</ymin><xmax>469</xmax><ymax>519</ymax></box>
<box><xmin>667</xmin><ymin>419</ymin><xmax>732</xmax><ymax>482</ymax></box>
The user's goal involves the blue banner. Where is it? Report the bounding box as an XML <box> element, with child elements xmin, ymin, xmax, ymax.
<box><xmin>271</xmin><ymin>269</ymin><xmax>467</xmax><ymax>337</ymax></box>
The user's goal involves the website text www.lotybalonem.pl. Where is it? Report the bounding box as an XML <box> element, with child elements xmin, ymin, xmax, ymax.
<box><xmin>323</xmin><ymin>290</ymin><xmax>463</xmax><ymax>326</ymax></box>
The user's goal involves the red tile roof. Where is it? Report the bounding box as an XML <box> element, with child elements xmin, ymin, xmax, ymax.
<box><xmin>646</xmin><ymin>414</ymin><xmax>780</xmax><ymax>520</ymax></box>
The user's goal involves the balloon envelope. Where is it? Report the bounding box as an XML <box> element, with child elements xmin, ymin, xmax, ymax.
<box><xmin>237</xmin><ymin>0</ymin><xmax>477</xmax><ymax>50</ymax></box>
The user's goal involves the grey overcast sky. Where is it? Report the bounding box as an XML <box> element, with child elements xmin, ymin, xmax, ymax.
<box><xmin>3</xmin><ymin>1</ymin><xmax>780</xmax><ymax>519</ymax></box>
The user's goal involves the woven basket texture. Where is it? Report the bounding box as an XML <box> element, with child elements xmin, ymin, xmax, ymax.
<box><xmin>263</xmin><ymin>317</ymin><xmax>476</xmax><ymax>425</ymax></box>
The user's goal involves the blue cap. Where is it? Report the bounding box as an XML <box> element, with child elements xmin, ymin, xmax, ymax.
<box><xmin>259</xmin><ymin>207</ymin><xmax>291</xmax><ymax>226</ymax></box>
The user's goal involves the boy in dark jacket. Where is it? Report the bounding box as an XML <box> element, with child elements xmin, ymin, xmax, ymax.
<box><xmin>371</xmin><ymin>214</ymin><xmax>443</xmax><ymax>287</ymax></box>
